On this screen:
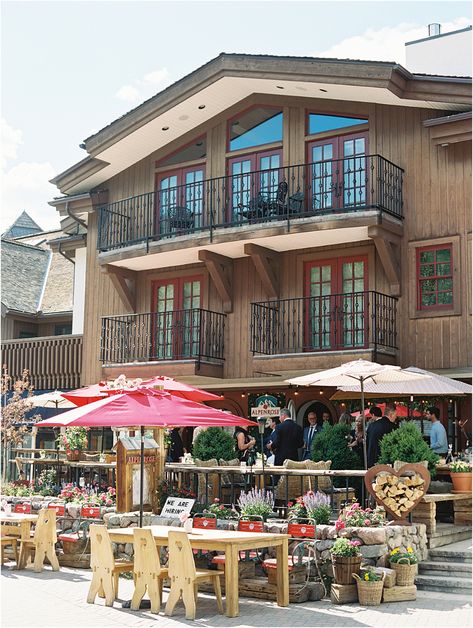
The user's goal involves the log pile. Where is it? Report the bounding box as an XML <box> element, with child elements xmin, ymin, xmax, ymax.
<box><xmin>373</xmin><ymin>473</ymin><xmax>425</xmax><ymax>517</ymax></box>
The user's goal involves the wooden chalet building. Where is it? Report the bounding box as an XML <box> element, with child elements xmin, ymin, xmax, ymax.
<box><xmin>49</xmin><ymin>54</ymin><xmax>472</xmax><ymax>434</ymax></box>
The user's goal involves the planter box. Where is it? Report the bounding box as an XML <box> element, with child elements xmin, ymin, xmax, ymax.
<box><xmin>331</xmin><ymin>583</ymin><xmax>358</xmax><ymax>604</ymax></box>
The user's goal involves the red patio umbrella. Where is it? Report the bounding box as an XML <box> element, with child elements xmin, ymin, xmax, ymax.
<box><xmin>36</xmin><ymin>387</ymin><xmax>254</xmax><ymax>525</ymax></box>
<box><xmin>62</xmin><ymin>376</ymin><xmax>221</xmax><ymax>406</ymax></box>
<box><xmin>351</xmin><ymin>403</ymin><xmax>422</xmax><ymax>418</ymax></box>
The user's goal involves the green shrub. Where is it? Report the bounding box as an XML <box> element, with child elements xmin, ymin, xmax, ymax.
<box><xmin>193</xmin><ymin>427</ymin><xmax>235</xmax><ymax>461</ymax></box>
<box><xmin>311</xmin><ymin>424</ymin><xmax>363</xmax><ymax>486</ymax></box>
<box><xmin>378</xmin><ymin>422</ymin><xmax>439</xmax><ymax>475</ymax></box>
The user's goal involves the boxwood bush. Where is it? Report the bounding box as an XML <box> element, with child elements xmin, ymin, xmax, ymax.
<box><xmin>378</xmin><ymin>421</ymin><xmax>439</xmax><ymax>475</ymax></box>
<box><xmin>193</xmin><ymin>427</ymin><xmax>236</xmax><ymax>461</ymax></box>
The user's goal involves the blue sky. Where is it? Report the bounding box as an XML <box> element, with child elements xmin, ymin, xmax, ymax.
<box><xmin>1</xmin><ymin>0</ymin><xmax>471</xmax><ymax>231</ymax></box>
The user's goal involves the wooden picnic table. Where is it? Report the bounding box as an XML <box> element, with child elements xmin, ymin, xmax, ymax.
<box><xmin>108</xmin><ymin>524</ymin><xmax>289</xmax><ymax>618</ymax></box>
<box><xmin>0</xmin><ymin>513</ymin><xmax>38</xmax><ymax>568</ymax></box>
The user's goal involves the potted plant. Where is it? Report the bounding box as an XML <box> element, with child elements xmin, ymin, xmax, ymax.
<box><xmin>330</xmin><ymin>537</ymin><xmax>362</xmax><ymax>584</ymax></box>
<box><xmin>388</xmin><ymin>546</ymin><xmax>418</xmax><ymax>586</ymax></box>
<box><xmin>57</xmin><ymin>427</ymin><xmax>88</xmax><ymax>461</ymax></box>
<box><xmin>237</xmin><ymin>488</ymin><xmax>274</xmax><ymax>521</ymax></box>
<box><xmin>302</xmin><ymin>490</ymin><xmax>331</xmax><ymax>524</ymax></box>
<box><xmin>449</xmin><ymin>461</ymin><xmax>472</xmax><ymax>493</ymax></box>
<box><xmin>353</xmin><ymin>568</ymin><xmax>385</xmax><ymax>606</ymax></box>
<box><xmin>336</xmin><ymin>502</ymin><xmax>385</xmax><ymax>528</ymax></box>
<box><xmin>204</xmin><ymin>498</ymin><xmax>239</xmax><ymax>520</ymax></box>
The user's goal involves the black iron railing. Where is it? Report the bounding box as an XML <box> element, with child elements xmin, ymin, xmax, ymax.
<box><xmin>250</xmin><ymin>291</ymin><xmax>397</xmax><ymax>355</ymax></box>
<box><xmin>97</xmin><ymin>155</ymin><xmax>403</xmax><ymax>251</ymax></box>
<box><xmin>100</xmin><ymin>309</ymin><xmax>226</xmax><ymax>364</ymax></box>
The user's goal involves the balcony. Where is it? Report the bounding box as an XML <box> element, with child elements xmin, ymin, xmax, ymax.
<box><xmin>97</xmin><ymin>155</ymin><xmax>403</xmax><ymax>253</ymax></box>
<box><xmin>100</xmin><ymin>309</ymin><xmax>226</xmax><ymax>379</ymax></box>
<box><xmin>1</xmin><ymin>334</ymin><xmax>83</xmax><ymax>390</ymax></box>
<box><xmin>250</xmin><ymin>291</ymin><xmax>397</xmax><ymax>366</ymax></box>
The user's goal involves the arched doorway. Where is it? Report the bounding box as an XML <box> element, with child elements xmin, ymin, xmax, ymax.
<box><xmin>297</xmin><ymin>399</ymin><xmax>336</xmax><ymax>428</ymax></box>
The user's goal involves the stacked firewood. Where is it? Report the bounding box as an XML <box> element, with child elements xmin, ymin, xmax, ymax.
<box><xmin>372</xmin><ymin>473</ymin><xmax>425</xmax><ymax>517</ymax></box>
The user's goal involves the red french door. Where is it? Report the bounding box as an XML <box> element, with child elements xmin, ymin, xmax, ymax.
<box><xmin>304</xmin><ymin>256</ymin><xmax>368</xmax><ymax>351</ymax></box>
<box><xmin>227</xmin><ymin>149</ymin><xmax>282</xmax><ymax>221</ymax></box>
<box><xmin>307</xmin><ymin>132</ymin><xmax>368</xmax><ymax>211</ymax></box>
<box><xmin>151</xmin><ymin>277</ymin><xmax>203</xmax><ymax>359</ymax></box>
<box><xmin>156</xmin><ymin>165</ymin><xmax>205</xmax><ymax>232</ymax></box>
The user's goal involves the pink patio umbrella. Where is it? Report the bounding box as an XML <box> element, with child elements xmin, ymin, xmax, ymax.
<box><xmin>36</xmin><ymin>387</ymin><xmax>254</xmax><ymax>525</ymax></box>
<box><xmin>351</xmin><ymin>404</ymin><xmax>422</xmax><ymax>418</ymax></box>
<box><xmin>62</xmin><ymin>376</ymin><xmax>222</xmax><ymax>406</ymax></box>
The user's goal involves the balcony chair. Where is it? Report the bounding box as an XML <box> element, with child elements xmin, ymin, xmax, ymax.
<box><xmin>168</xmin><ymin>206</ymin><xmax>194</xmax><ymax>231</ymax></box>
<box><xmin>164</xmin><ymin>530</ymin><xmax>224</xmax><ymax>621</ymax></box>
<box><xmin>87</xmin><ymin>525</ymin><xmax>134</xmax><ymax>606</ymax></box>
<box><xmin>131</xmin><ymin>528</ymin><xmax>169</xmax><ymax>614</ymax></box>
<box><xmin>268</xmin><ymin>181</ymin><xmax>289</xmax><ymax>216</ymax></box>
<box><xmin>18</xmin><ymin>508</ymin><xmax>60</xmax><ymax>572</ymax></box>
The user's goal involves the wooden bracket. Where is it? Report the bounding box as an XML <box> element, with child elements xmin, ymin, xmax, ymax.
<box><xmin>198</xmin><ymin>250</ymin><xmax>233</xmax><ymax>313</ymax></box>
<box><xmin>101</xmin><ymin>264</ymin><xmax>137</xmax><ymax>312</ymax></box>
<box><xmin>368</xmin><ymin>226</ymin><xmax>401</xmax><ymax>297</ymax></box>
<box><xmin>244</xmin><ymin>243</ymin><xmax>280</xmax><ymax>299</ymax></box>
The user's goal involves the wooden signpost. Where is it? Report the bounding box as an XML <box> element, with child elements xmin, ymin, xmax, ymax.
<box><xmin>116</xmin><ymin>436</ymin><xmax>159</xmax><ymax>513</ymax></box>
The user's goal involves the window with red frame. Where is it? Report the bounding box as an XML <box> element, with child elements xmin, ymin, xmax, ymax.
<box><xmin>417</xmin><ymin>245</ymin><xmax>453</xmax><ymax>310</ymax></box>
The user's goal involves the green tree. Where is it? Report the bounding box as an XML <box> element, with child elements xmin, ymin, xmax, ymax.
<box><xmin>193</xmin><ymin>427</ymin><xmax>235</xmax><ymax>461</ymax></box>
<box><xmin>378</xmin><ymin>421</ymin><xmax>439</xmax><ymax>475</ymax></box>
<box><xmin>311</xmin><ymin>423</ymin><xmax>363</xmax><ymax>487</ymax></box>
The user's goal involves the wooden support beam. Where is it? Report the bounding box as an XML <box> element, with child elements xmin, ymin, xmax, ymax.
<box><xmin>101</xmin><ymin>265</ymin><xmax>137</xmax><ymax>312</ymax></box>
<box><xmin>198</xmin><ymin>250</ymin><xmax>233</xmax><ymax>313</ymax></box>
<box><xmin>244</xmin><ymin>243</ymin><xmax>280</xmax><ymax>299</ymax></box>
<box><xmin>368</xmin><ymin>226</ymin><xmax>401</xmax><ymax>297</ymax></box>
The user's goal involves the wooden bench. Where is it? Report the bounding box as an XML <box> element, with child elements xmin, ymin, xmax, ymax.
<box><xmin>413</xmin><ymin>493</ymin><xmax>472</xmax><ymax>534</ymax></box>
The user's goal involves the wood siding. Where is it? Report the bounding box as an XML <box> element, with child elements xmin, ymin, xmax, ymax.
<box><xmin>80</xmin><ymin>97</ymin><xmax>471</xmax><ymax>384</ymax></box>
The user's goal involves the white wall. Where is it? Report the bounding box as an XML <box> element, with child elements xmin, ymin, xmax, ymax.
<box><xmin>405</xmin><ymin>28</ymin><xmax>471</xmax><ymax>76</ymax></box>
<box><xmin>72</xmin><ymin>247</ymin><xmax>86</xmax><ymax>334</ymax></box>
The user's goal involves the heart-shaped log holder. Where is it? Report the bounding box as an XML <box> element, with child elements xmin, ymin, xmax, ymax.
<box><xmin>365</xmin><ymin>463</ymin><xmax>431</xmax><ymax>523</ymax></box>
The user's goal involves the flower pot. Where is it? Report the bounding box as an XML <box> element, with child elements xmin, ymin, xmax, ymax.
<box><xmin>353</xmin><ymin>573</ymin><xmax>385</xmax><ymax>606</ymax></box>
<box><xmin>389</xmin><ymin>560</ymin><xmax>417</xmax><ymax>586</ymax></box>
<box><xmin>331</xmin><ymin>554</ymin><xmax>362</xmax><ymax>585</ymax></box>
<box><xmin>66</xmin><ymin>450</ymin><xmax>81</xmax><ymax>462</ymax></box>
<box><xmin>450</xmin><ymin>472</ymin><xmax>472</xmax><ymax>493</ymax></box>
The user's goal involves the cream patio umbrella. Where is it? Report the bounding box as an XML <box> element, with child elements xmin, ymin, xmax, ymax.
<box><xmin>286</xmin><ymin>360</ymin><xmax>428</xmax><ymax>468</ymax></box>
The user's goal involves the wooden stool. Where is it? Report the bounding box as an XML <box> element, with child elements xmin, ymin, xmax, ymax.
<box><xmin>131</xmin><ymin>528</ymin><xmax>169</xmax><ymax>613</ymax></box>
<box><xmin>87</xmin><ymin>525</ymin><xmax>134</xmax><ymax>607</ymax></box>
<box><xmin>165</xmin><ymin>530</ymin><xmax>224</xmax><ymax>620</ymax></box>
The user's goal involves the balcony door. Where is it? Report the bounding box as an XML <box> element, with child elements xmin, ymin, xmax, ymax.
<box><xmin>155</xmin><ymin>166</ymin><xmax>205</xmax><ymax>233</ymax></box>
<box><xmin>227</xmin><ymin>149</ymin><xmax>282</xmax><ymax>221</ymax></box>
<box><xmin>151</xmin><ymin>277</ymin><xmax>202</xmax><ymax>359</ymax></box>
<box><xmin>307</xmin><ymin>132</ymin><xmax>368</xmax><ymax>211</ymax></box>
<box><xmin>304</xmin><ymin>256</ymin><xmax>368</xmax><ymax>351</ymax></box>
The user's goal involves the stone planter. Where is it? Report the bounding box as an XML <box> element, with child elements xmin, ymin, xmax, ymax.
<box><xmin>450</xmin><ymin>472</ymin><xmax>472</xmax><ymax>493</ymax></box>
<box><xmin>331</xmin><ymin>554</ymin><xmax>362</xmax><ymax>585</ymax></box>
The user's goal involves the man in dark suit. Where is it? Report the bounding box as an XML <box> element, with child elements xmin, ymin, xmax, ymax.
<box><xmin>272</xmin><ymin>408</ymin><xmax>304</xmax><ymax>466</ymax></box>
<box><xmin>302</xmin><ymin>411</ymin><xmax>320</xmax><ymax>460</ymax></box>
<box><xmin>366</xmin><ymin>403</ymin><xmax>398</xmax><ymax>468</ymax></box>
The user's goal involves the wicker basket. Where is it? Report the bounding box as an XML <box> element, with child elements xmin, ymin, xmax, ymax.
<box><xmin>353</xmin><ymin>573</ymin><xmax>385</xmax><ymax>606</ymax></box>
<box><xmin>389</xmin><ymin>558</ymin><xmax>417</xmax><ymax>586</ymax></box>
<box><xmin>331</xmin><ymin>554</ymin><xmax>362</xmax><ymax>585</ymax></box>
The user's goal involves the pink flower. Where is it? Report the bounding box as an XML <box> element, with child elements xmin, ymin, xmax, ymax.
<box><xmin>364</xmin><ymin>519</ymin><xmax>371</xmax><ymax>526</ymax></box>
<box><xmin>364</xmin><ymin>508</ymin><xmax>372</xmax><ymax>513</ymax></box>
<box><xmin>351</xmin><ymin>503</ymin><xmax>360</xmax><ymax>510</ymax></box>
<box><xmin>350</xmin><ymin>540</ymin><xmax>361</xmax><ymax>546</ymax></box>
<box><xmin>219</xmin><ymin>505</ymin><xmax>225</xmax><ymax>510</ymax></box>
<box><xmin>335</xmin><ymin>520</ymin><xmax>345</xmax><ymax>531</ymax></box>
<box><xmin>287</xmin><ymin>502</ymin><xmax>293</xmax><ymax>508</ymax></box>
<box><xmin>214</xmin><ymin>498</ymin><xmax>220</xmax><ymax>503</ymax></box>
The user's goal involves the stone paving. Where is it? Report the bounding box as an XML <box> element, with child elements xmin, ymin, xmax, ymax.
<box><xmin>1</xmin><ymin>562</ymin><xmax>471</xmax><ymax>628</ymax></box>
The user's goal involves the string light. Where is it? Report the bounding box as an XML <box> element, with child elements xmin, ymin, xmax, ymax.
<box><xmin>294</xmin><ymin>391</ymin><xmax>299</xmax><ymax>396</ymax></box>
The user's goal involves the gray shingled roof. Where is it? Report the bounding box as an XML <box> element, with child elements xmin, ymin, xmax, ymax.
<box><xmin>1</xmin><ymin>239</ymin><xmax>50</xmax><ymax>314</ymax></box>
<box><xmin>2</xmin><ymin>211</ymin><xmax>43</xmax><ymax>239</ymax></box>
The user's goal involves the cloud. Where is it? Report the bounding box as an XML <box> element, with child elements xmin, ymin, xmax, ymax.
<box><xmin>1</xmin><ymin>118</ymin><xmax>23</xmax><ymax>167</ymax></box>
<box><xmin>1</xmin><ymin>119</ymin><xmax>60</xmax><ymax>232</ymax></box>
<box><xmin>115</xmin><ymin>66</ymin><xmax>171</xmax><ymax>105</ymax></box>
<box><xmin>313</xmin><ymin>17</ymin><xmax>471</xmax><ymax>63</ymax></box>
<box><xmin>115</xmin><ymin>84</ymin><xmax>141</xmax><ymax>103</ymax></box>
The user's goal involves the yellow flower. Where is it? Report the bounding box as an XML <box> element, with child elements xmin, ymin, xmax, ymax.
<box><xmin>390</xmin><ymin>548</ymin><xmax>399</xmax><ymax>555</ymax></box>
<box><xmin>364</xmin><ymin>573</ymin><xmax>369</xmax><ymax>581</ymax></box>
<box><xmin>407</xmin><ymin>547</ymin><xmax>413</xmax><ymax>553</ymax></box>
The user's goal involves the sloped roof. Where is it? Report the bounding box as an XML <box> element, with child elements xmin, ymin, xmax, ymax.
<box><xmin>1</xmin><ymin>239</ymin><xmax>50</xmax><ymax>314</ymax></box>
<box><xmin>2</xmin><ymin>211</ymin><xmax>43</xmax><ymax>239</ymax></box>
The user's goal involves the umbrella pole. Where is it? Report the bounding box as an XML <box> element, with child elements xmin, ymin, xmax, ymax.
<box><xmin>140</xmin><ymin>426</ymin><xmax>144</xmax><ymax>528</ymax></box>
<box><xmin>361</xmin><ymin>378</ymin><xmax>368</xmax><ymax>470</ymax></box>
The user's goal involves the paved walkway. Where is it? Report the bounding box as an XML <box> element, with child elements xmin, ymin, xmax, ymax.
<box><xmin>1</xmin><ymin>563</ymin><xmax>471</xmax><ymax>628</ymax></box>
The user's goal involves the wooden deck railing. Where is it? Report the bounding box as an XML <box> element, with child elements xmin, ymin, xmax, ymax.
<box><xmin>1</xmin><ymin>334</ymin><xmax>83</xmax><ymax>390</ymax></box>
